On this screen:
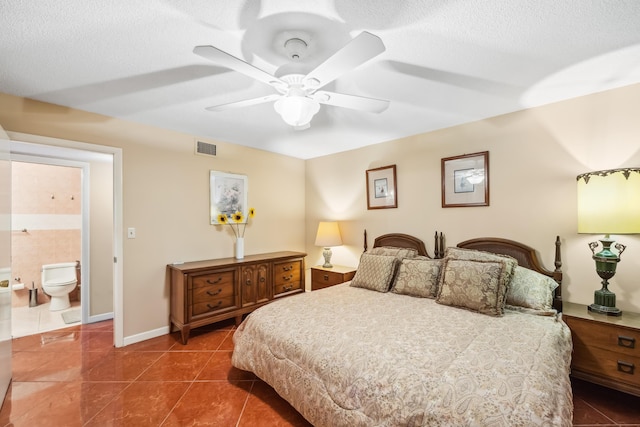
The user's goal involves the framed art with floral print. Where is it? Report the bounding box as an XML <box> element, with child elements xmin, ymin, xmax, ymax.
<box><xmin>441</xmin><ymin>151</ymin><xmax>489</xmax><ymax>207</ymax></box>
<box><xmin>210</xmin><ymin>171</ymin><xmax>248</xmax><ymax>224</ymax></box>
<box><xmin>366</xmin><ymin>164</ymin><xmax>397</xmax><ymax>209</ymax></box>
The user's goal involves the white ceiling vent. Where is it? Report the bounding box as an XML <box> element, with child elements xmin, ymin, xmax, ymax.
<box><xmin>195</xmin><ymin>140</ymin><xmax>217</xmax><ymax>157</ymax></box>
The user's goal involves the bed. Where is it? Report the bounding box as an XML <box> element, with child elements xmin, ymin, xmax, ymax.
<box><xmin>232</xmin><ymin>233</ymin><xmax>573</xmax><ymax>426</ymax></box>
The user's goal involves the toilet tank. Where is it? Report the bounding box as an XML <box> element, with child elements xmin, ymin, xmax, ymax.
<box><xmin>42</xmin><ymin>262</ymin><xmax>77</xmax><ymax>284</ymax></box>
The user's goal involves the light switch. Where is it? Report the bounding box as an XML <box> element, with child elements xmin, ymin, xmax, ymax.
<box><xmin>127</xmin><ymin>227</ymin><xmax>136</xmax><ymax>239</ymax></box>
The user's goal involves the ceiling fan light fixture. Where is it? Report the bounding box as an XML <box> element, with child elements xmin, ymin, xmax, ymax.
<box><xmin>274</xmin><ymin>96</ymin><xmax>320</xmax><ymax>128</ymax></box>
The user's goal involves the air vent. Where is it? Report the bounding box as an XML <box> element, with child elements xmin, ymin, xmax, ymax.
<box><xmin>195</xmin><ymin>140</ymin><xmax>217</xmax><ymax>157</ymax></box>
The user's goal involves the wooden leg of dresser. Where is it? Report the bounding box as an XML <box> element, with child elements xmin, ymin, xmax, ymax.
<box><xmin>179</xmin><ymin>325</ymin><xmax>190</xmax><ymax>345</ymax></box>
<box><xmin>235</xmin><ymin>315</ymin><xmax>243</xmax><ymax>326</ymax></box>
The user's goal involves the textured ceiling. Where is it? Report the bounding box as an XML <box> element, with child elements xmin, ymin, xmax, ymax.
<box><xmin>1</xmin><ymin>0</ymin><xmax>640</xmax><ymax>159</ymax></box>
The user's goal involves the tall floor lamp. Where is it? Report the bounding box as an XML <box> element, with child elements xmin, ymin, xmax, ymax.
<box><xmin>577</xmin><ymin>168</ymin><xmax>640</xmax><ymax>316</ymax></box>
<box><xmin>315</xmin><ymin>221</ymin><xmax>343</xmax><ymax>268</ymax></box>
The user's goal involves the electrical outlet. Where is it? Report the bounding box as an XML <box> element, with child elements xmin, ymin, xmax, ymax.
<box><xmin>127</xmin><ymin>227</ymin><xmax>136</xmax><ymax>239</ymax></box>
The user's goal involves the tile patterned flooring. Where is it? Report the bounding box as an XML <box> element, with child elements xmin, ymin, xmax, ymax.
<box><xmin>1</xmin><ymin>318</ymin><xmax>639</xmax><ymax>426</ymax></box>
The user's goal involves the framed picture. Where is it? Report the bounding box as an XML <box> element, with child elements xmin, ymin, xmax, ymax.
<box><xmin>441</xmin><ymin>151</ymin><xmax>489</xmax><ymax>208</ymax></box>
<box><xmin>210</xmin><ymin>170</ymin><xmax>248</xmax><ymax>224</ymax></box>
<box><xmin>366</xmin><ymin>165</ymin><xmax>397</xmax><ymax>209</ymax></box>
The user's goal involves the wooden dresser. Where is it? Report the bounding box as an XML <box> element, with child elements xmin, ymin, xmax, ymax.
<box><xmin>563</xmin><ymin>302</ymin><xmax>640</xmax><ymax>397</ymax></box>
<box><xmin>168</xmin><ymin>251</ymin><xmax>306</xmax><ymax>344</ymax></box>
<box><xmin>311</xmin><ymin>265</ymin><xmax>356</xmax><ymax>291</ymax></box>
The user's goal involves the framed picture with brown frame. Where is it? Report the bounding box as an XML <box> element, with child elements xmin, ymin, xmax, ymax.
<box><xmin>366</xmin><ymin>164</ymin><xmax>397</xmax><ymax>209</ymax></box>
<box><xmin>441</xmin><ymin>151</ymin><xmax>489</xmax><ymax>207</ymax></box>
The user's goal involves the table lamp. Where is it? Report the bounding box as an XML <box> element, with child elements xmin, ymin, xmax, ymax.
<box><xmin>577</xmin><ymin>168</ymin><xmax>640</xmax><ymax>316</ymax></box>
<box><xmin>315</xmin><ymin>221</ymin><xmax>343</xmax><ymax>268</ymax></box>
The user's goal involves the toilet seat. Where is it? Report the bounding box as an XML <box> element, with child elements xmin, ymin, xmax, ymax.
<box><xmin>44</xmin><ymin>278</ymin><xmax>77</xmax><ymax>287</ymax></box>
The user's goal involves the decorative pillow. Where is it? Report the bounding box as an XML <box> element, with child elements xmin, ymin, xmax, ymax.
<box><xmin>436</xmin><ymin>258</ymin><xmax>507</xmax><ymax>316</ymax></box>
<box><xmin>506</xmin><ymin>266</ymin><xmax>559</xmax><ymax>310</ymax></box>
<box><xmin>445</xmin><ymin>247</ymin><xmax>517</xmax><ymax>306</ymax></box>
<box><xmin>368</xmin><ymin>246</ymin><xmax>418</xmax><ymax>260</ymax></box>
<box><xmin>350</xmin><ymin>253</ymin><xmax>399</xmax><ymax>292</ymax></box>
<box><xmin>391</xmin><ymin>258</ymin><xmax>443</xmax><ymax>298</ymax></box>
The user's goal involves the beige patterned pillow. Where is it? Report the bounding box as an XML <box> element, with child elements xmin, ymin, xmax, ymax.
<box><xmin>436</xmin><ymin>258</ymin><xmax>507</xmax><ymax>316</ymax></box>
<box><xmin>368</xmin><ymin>246</ymin><xmax>418</xmax><ymax>260</ymax></box>
<box><xmin>445</xmin><ymin>247</ymin><xmax>517</xmax><ymax>306</ymax></box>
<box><xmin>506</xmin><ymin>266</ymin><xmax>558</xmax><ymax>310</ymax></box>
<box><xmin>391</xmin><ymin>258</ymin><xmax>443</xmax><ymax>298</ymax></box>
<box><xmin>350</xmin><ymin>254</ymin><xmax>399</xmax><ymax>292</ymax></box>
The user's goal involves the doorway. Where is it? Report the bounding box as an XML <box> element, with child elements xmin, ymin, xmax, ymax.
<box><xmin>10</xmin><ymin>160</ymin><xmax>87</xmax><ymax>337</ymax></box>
<box><xmin>9</xmin><ymin>136</ymin><xmax>124</xmax><ymax>347</ymax></box>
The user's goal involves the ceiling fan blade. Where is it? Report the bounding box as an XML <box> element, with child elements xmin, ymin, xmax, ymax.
<box><xmin>303</xmin><ymin>31</ymin><xmax>385</xmax><ymax>89</ymax></box>
<box><xmin>313</xmin><ymin>91</ymin><xmax>390</xmax><ymax>113</ymax></box>
<box><xmin>194</xmin><ymin>45</ymin><xmax>286</xmax><ymax>89</ymax></box>
<box><xmin>205</xmin><ymin>94</ymin><xmax>281</xmax><ymax>112</ymax></box>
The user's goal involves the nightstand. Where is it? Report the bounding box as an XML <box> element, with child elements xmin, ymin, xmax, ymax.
<box><xmin>311</xmin><ymin>265</ymin><xmax>356</xmax><ymax>291</ymax></box>
<box><xmin>563</xmin><ymin>301</ymin><xmax>640</xmax><ymax>397</ymax></box>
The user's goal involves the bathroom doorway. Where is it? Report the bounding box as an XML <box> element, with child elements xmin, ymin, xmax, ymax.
<box><xmin>10</xmin><ymin>159</ymin><xmax>88</xmax><ymax>337</ymax></box>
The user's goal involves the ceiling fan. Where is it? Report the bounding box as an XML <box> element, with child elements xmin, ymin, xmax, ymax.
<box><xmin>193</xmin><ymin>31</ymin><xmax>390</xmax><ymax>130</ymax></box>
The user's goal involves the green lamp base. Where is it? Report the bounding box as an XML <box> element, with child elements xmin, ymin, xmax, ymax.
<box><xmin>588</xmin><ymin>303</ymin><xmax>622</xmax><ymax>316</ymax></box>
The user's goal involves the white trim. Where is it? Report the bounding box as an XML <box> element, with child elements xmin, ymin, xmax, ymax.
<box><xmin>8</xmin><ymin>132</ymin><xmax>124</xmax><ymax>348</ymax></box>
<box><xmin>123</xmin><ymin>325</ymin><xmax>170</xmax><ymax>347</ymax></box>
<box><xmin>89</xmin><ymin>311</ymin><xmax>114</xmax><ymax>324</ymax></box>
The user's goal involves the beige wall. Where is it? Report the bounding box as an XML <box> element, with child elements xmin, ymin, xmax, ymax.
<box><xmin>0</xmin><ymin>93</ymin><xmax>306</xmax><ymax>338</ymax></box>
<box><xmin>305</xmin><ymin>83</ymin><xmax>640</xmax><ymax>312</ymax></box>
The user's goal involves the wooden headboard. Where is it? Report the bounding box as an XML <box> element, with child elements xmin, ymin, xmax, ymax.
<box><xmin>364</xmin><ymin>230</ymin><xmax>445</xmax><ymax>258</ymax></box>
<box><xmin>457</xmin><ymin>236</ymin><xmax>563</xmax><ymax>311</ymax></box>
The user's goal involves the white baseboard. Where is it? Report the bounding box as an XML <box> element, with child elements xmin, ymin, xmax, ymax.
<box><xmin>122</xmin><ymin>325</ymin><xmax>170</xmax><ymax>347</ymax></box>
<box><xmin>88</xmin><ymin>312</ymin><xmax>113</xmax><ymax>324</ymax></box>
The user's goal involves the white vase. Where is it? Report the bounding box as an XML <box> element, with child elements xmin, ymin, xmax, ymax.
<box><xmin>235</xmin><ymin>237</ymin><xmax>244</xmax><ymax>260</ymax></box>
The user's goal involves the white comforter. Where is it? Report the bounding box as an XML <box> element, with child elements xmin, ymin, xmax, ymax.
<box><xmin>232</xmin><ymin>283</ymin><xmax>573</xmax><ymax>426</ymax></box>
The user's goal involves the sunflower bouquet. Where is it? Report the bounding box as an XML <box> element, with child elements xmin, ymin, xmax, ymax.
<box><xmin>217</xmin><ymin>207</ymin><xmax>256</xmax><ymax>238</ymax></box>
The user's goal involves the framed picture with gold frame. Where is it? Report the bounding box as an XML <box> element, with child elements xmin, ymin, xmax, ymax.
<box><xmin>366</xmin><ymin>165</ymin><xmax>397</xmax><ymax>209</ymax></box>
<box><xmin>441</xmin><ymin>151</ymin><xmax>489</xmax><ymax>207</ymax></box>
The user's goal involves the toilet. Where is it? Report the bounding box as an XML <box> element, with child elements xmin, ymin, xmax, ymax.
<box><xmin>41</xmin><ymin>262</ymin><xmax>78</xmax><ymax>311</ymax></box>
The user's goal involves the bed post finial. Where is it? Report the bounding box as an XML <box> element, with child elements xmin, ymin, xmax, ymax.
<box><xmin>364</xmin><ymin>229</ymin><xmax>368</xmax><ymax>253</ymax></box>
<box><xmin>554</xmin><ymin>235</ymin><xmax>563</xmax><ymax>311</ymax></box>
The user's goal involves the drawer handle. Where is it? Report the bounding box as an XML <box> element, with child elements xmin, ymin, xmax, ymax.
<box><xmin>206</xmin><ymin>301</ymin><xmax>223</xmax><ymax>310</ymax></box>
<box><xmin>618</xmin><ymin>335</ymin><xmax>636</xmax><ymax>349</ymax></box>
<box><xmin>617</xmin><ymin>360</ymin><xmax>635</xmax><ymax>375</ymax></box>
<box><xmin>206</xmin><ymin>288</ymin><xmax>222</xmax><ymax>296</ymax></box>
<box><xmin>282</xmin><ymin>285</ymin><xmax>293</xmax><ymax>292</ymax></box>
<box><xmin>245</xmin><ymin>279</ymin><xmax>252</xmax><ymax>285</ymax></box>
<box><xmin>259</xmin><ymin>277</ymin><xmax>266</xmax><ymax>283</ymax></box>
<box><xmin>206</xmin><ymin>277</ymin><xmax>222</xmax><ymax>285</ymax></box>
<box><xmin>282</xmin><ymin>265</ymin><xmax>293</xmax><ymax>272</ymax></box>
<box><xmin>282</xmin><ymin>274</ymin><xmax>293</xmax><ymax>281</ymax></box>
<box><xmin>323</xmin><ymin>274</ymin><xmax>330</xmax><ymax>281</ymax></box>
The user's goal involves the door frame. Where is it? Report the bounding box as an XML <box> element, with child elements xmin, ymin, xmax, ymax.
<box><xmin>8</xmin><ymin>132</ymin><xmax>124</xmax><ymax>347</ymax></box>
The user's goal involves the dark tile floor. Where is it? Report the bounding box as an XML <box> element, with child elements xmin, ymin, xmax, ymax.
<box><xmin>1</xmin><ymin>319</ymin><xmax>638</xmax><ymax>426</ymax></box>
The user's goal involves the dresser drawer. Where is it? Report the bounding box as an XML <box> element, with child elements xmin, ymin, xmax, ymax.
<box><xmin>273</xmin><ymin>260</ymin><xmax>302</xmax><ymax>295</ymax></box>
<box><xmin>192</xmin><ymin>271</ymin><xmax>235</xmax><ymax>289</ymax></box>
<box><xmin>572</xmin><ymin>342</ymin><xmax>640</xmax><ymax>387</ymax></box>
<box><xmin>192</xmin><ymin>296</ymin><xmax>236</xmax><ymax>316</ymax></box>
<box><xmin>312</xmin><ymin>269</ymin><xmax>344</xmax><ymax>287</ymax></box>
<box><xmin>565</xmin><ymin>316</ymin><xmax>639</xmax><ymax>357</ymax></box>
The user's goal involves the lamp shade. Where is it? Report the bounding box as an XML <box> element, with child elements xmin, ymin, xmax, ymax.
<box><xmin>577</xmin><ymin>168</ymin><xmax>640</xmax><ymax>234</ymax></box>
<box><xmin>274</xmin><ymin>96</ymin><xmax>320</xmax><ymax>127</ymax></box>
<box><xmin>314</xmin><ymin>221</ymin><xmax>342</xmax><ymax>247</ymax></box>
